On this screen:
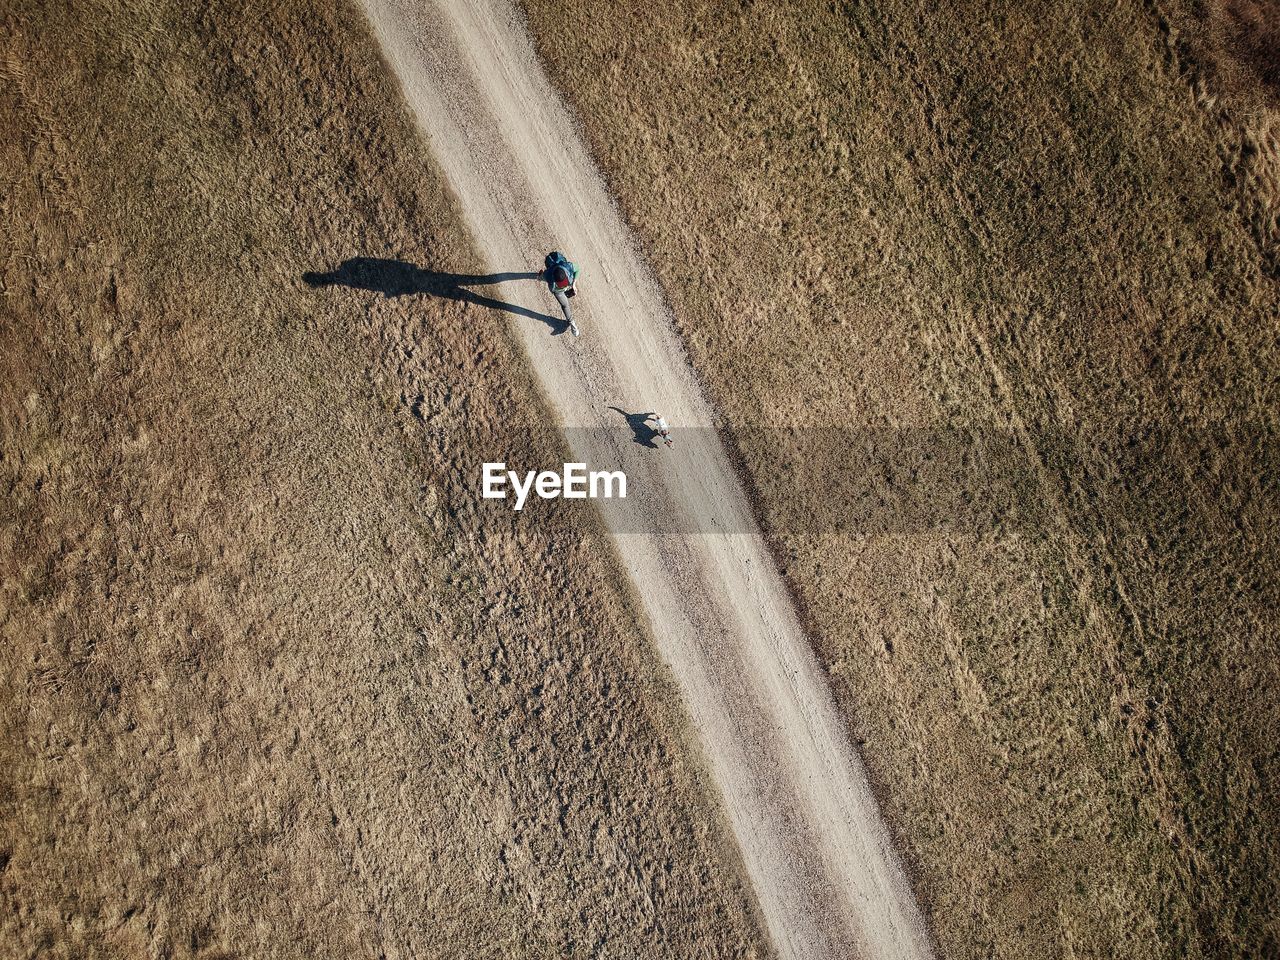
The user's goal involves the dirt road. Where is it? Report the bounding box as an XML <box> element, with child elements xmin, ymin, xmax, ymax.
<box><xmin>354</xmin><ymin>1</ymin><xmax>935</xmax><ymax>956</ymax></box>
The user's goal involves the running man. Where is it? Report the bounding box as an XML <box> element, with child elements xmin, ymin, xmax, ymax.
<box><xmin>542</xmin><ymin>250</ymin><xmax>580</xmax><ymax>336</ymax></box>
<box><xmin>647</xmin><ymin>413</ymin><xmax>674</xmax><ymax>448</ymax></box>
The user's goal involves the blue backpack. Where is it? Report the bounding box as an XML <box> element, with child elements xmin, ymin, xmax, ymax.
<box><xmin>545</xmin><ymin>251</ymin><xmax>577</xmax><ymax>284</ymax></box>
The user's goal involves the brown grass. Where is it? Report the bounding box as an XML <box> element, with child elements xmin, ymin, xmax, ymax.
<box><xmin>0</xmin><ymin>1</ymin><xmax>766</xmax><ymax>956</ymax></box>
<box><xmin>519</xmin><ymin>0</ymin><xmax>1280</xmax><ymax>957</ymax></box>
<box><xmin>1197</xmin><ymin>0</ymin><xmax>1280</xmax><ymax>102</ymax></box>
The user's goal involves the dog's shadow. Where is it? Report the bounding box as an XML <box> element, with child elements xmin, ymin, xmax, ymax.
<box><xmin>609</xmin><ymin>407</ymin><xmax>660</xmax><ymax>448</ymax></box>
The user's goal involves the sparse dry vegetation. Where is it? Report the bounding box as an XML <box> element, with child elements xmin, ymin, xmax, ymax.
<box><xmin>0</xmin><ymin>2</ymin><xmax>766</xmax><ymax>956</ymax></box>
<box><xmin>521</xmin><ymin>0</ymin><xmax>1280</xmax><ymax>957</ymax></box>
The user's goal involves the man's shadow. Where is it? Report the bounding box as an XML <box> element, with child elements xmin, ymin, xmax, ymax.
<box><xmin>609</xmin><ymin>407</ymin><xmax>660</xmax><ymax>448</ymax></box>
<box><xmin>303</xmin><ymin>258</ymin><xmax>569</xmax><ymax>334</ymax></box>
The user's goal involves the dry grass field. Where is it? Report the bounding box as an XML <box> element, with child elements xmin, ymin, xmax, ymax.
<box><xmin>521</xmin><ymin>0</ymin><xmax>1280</xmax><ymax>958</ymax></box>
<box><xmin>0</xmin><ymin>2</ymin><xmax>766</xmax><ymax>956</ymax></box>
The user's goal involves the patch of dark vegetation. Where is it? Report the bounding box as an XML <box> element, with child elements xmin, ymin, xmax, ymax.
<box><xmin>1202</xmin><ymin>0</ymin><xmax>1280</xmax><ymax>105</ymax></box>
